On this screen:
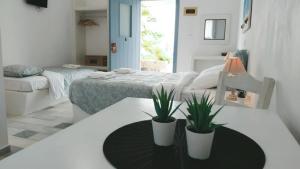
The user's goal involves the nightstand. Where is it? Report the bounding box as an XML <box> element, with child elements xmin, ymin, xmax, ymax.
<box><xmin>225</xmin><ymin>91</ymin><xmax>255</xmax><ymax>108</ymax></box>
<box><xmin>85</xmin><ymin>55</ymin><xmax>107</xmax><ymax>67</ymax></box>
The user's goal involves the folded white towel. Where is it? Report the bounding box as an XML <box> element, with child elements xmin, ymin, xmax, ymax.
<box><xmin>63</xmin><ymin>64</ymin><xmax>81</xmax><ymax>69</ymax></box>
<box><xmin>88</xmin><ymin>71</ymin><xmax>114</xmax><ymax>79</ymax></box>
<box><xmin>113</xmin><ymin>68</ymin><xmax>135</xmax><ymax>74</ymax></box>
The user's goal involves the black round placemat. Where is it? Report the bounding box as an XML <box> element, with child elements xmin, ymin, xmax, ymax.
<box><xmin>103</xmin><ymin>120</ymin><xmax>265</xmax><ymax>169</ymax></box>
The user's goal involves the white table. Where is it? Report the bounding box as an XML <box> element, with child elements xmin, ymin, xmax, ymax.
<box><xmin>0</xmin><ymin>98</ymin><xmax>299</xmax><ymax>169</ymax></box>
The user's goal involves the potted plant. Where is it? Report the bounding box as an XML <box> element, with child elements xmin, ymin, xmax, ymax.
<box><xmin>181</xmin><ymin>93</ymin><xmax>224</xmax><ymax>160</ymax></box>
<box><xmin>144</xmin><ymin>87</ymin><xmax>182</xmax><ymax>146</ymax></box>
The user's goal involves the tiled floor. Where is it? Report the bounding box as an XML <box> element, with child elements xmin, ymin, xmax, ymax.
<box><xmin>1</xmin><ymin>101</ymin><xmax>74</xmax><ymax>160</ymax></box>
<box><xmin>0</xmin><ymin>146</ymin><xmax>23</xmax><ymax>160</ymax></box>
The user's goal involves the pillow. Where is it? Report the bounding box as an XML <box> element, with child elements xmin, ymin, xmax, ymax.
<box><xmin>113</xmin><ymin>68</ymin><xmax>136</xmax><ymax>74</ymax></box>
<box><xmin>201</xmin><ymin>64</ymin><xmax>225</xmax><ymax>74</ymax></box>
<box><xmin>190</xmin><ymin>64</ymin><xmax>224</xmax><ymax>90</ymax></box>
<box><xmin>4</xmin><ymin>65</ymin><xmax>44</xmax><ymax>78</ymax></box>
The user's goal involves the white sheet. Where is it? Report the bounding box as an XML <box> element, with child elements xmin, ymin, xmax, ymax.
<box><xmin>181</xmin><ymin>84</ymin><xmax>217</xmax><ymax>101</ymax></box>
<box><xmin>4</xmin><ymin>76</ymin><xmax>49</xmax><ymax>92</ymax></box>
<box><xmin>152</xmin><ymin>72</ymin><xmax>198</xmax><ymax>100</ymax></box>
<box><xmin>42</xmin><ymin>71</ymin><xmax>66</xmax><ymax>99</ymax></box>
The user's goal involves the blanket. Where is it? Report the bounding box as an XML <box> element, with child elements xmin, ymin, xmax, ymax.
<box><xmin>43</xmin><ymin>67</ymin><xmax>97</xmax><ymax>99</ymax></box>
<box><xmin>70</xmin><ymin>71</ymin><xmax>197</xmax><ymax>114</ymax></box>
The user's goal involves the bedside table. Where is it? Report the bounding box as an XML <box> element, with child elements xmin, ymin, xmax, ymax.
<box><xmin>85</xmin><ymin>55</ymin><xmax>107</xmax><ymax>67</ymax></box>
<box><xmin>225</xmin><ymin>91</ymin><xmax>255</xmax><ymax>108</ymax></box>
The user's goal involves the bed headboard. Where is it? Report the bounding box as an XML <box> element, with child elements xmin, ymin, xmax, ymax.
<box><xmin>234</xmin><ymin>50</ymin><xmax>249</xmax><ymax>71</ymax></box>
<box><xmin>192</xmin><ymin>56</ymin><xmax>225</xmax><ymax>73</ymax></box>
<box><xmin>192</xmin><ymin>50</ymin><xmax>249</xmax><ymax>73</ymax></box>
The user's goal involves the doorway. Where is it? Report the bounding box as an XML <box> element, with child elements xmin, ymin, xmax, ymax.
<box><xmin>109</xmin><ymin>0</ymin><xmax>178</xmax><ymax>72</ymax></box>
<box><xmin>140</xmin><ymin>0</ymin><xmax>176</xmax><ymax>73</ymax></box>
<box><xmin>109</xmin><ymin>0</ymin><xmax>141</xmax><ymax>70</ymax></box>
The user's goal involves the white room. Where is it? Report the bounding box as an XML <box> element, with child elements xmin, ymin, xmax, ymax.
<box><xmin>0</xmin><ymin>0</ymin><xmax>299</xmax><ymax>168</ymax></box>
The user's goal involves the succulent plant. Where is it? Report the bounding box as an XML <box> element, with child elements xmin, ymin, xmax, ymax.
<box><xmin>144</xmin><ymin>86</ymin><xmax>182</xmax><ymax>123</ymax></box>
<box><xmin>181</xmin><ymin>93</ymin><xmax>225</xmax><ymax>133</ymax></box>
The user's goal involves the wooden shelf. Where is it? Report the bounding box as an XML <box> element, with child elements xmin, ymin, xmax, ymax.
<box><xmin>81</xmin><ymin>65</ymin><xmax>108</xmax><ymax>71</ymax></box>
<box><xmin>85</xmin><ymin>55</ymin><xmax>107</xmax><ymax>67</ymax></box>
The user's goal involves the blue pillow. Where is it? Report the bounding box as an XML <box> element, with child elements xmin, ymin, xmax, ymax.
<box><xmin>4</xmin><ymin>65</ymin><xmax>44</xmax><ymax>78</ymax></box>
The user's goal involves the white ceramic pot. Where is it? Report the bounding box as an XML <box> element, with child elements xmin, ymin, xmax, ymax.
<box><xmin>185</xmin><ymin>127</ymin><xmax>215</xmax><ymax>160</ymax></box>
<box><xmin>152</xmin><ymin>118</ymin><xmax>177</xmax><ymax>146</ymax></box>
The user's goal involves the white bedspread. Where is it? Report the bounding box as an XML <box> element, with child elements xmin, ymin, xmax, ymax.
<box><xmin>42</xmin><ymin>71</ymin><xmax>66</xmax><ymax>99</ymax></box>
<box><xmin>70</xmin><ymin>71</ymin><xmax>198</xmax><ymax>114</ymax></box>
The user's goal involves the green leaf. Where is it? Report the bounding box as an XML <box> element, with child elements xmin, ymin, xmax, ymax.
<box><xmin>149</xmin><ymin>86</ymin><xmax>182</xmax><ymax>122</ymax></box>
<box><xmin>179</xmin><ymin>108</ymin><xmax>194</xmax><ymax>128</ymax></box>
<box><xmin>169</xmin><ymin>102</ymin><xmax>182</xmax><ymax>118</ymax></box>
<box><xmin>210</xmin><ymin>123</ymin><xmax>226</xmax><ymax>131</ymax></box>
<box><xmin>143</xmin><ymin>111</ymin><xmax>154</xmax><ymax>118</ymax></box>
<box><xmin>183</xmin><ymin>92</ymin><xmax>226</xmax><ymax>133</ymax></box>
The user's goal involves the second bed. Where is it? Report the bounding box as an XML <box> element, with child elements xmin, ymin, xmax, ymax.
<box><xmin>70</xmin><ymin>71</ymin><xmax>217</xmax><ymax>122</ymax></box>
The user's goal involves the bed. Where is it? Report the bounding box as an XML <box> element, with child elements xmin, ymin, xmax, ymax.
<box><xmin>4</xmin><ymin>67</ymin><xmax>97</xmax><ymax>116</ymax></box>
<box><xmin>70</xmin><ymin>51</ymin><xmax>249</xmax><ymax>122</ymax></box>
<box><xmin>70</xmin><ymin>71</ymin><xmax>219</xmax><ymax>122</ymax></box>
<box><xmin>72</xmin><ymin>85</ymin><xmax>217</xmax><ymax>122</ymax></box>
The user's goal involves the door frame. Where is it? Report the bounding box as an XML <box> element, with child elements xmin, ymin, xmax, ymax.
<box><xmin>0</xmin><ymin>29</ymin><xmax>10</xmax><ymax>154</ymax></box>
<box><xmin>172</xmin><ymin>0</ymin><xmax>180</xmax><ymax>72</ymax></box>
<box><xmin>108</xmin><ymin>0</ymin><xmax>180</xmax><ymax>72</ymax></box>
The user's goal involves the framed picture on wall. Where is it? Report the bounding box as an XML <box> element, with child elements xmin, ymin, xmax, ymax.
<box><xmin>241</xmin><ymin>0</ymin><xmax>253</xmax><ymax>33</ymax></box>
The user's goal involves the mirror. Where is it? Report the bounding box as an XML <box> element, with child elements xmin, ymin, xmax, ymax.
<box><xmin>204</xmin><ymin>19</ymin><xmax>226</xmax><ymax>40</ymax></box>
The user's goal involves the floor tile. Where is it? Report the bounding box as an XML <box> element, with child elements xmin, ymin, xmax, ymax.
<box><xmin>54</xmin><ymin>123</ymin><xmax>73</xmax><ymax>129</ymax></box>
<box><xmin>0</xmin><ymin>153</ymin><xmax>9</xmax><ymax>160</ymax></box>
<box><xmin>0</xmin><ymin>144</ymin><xmax>23</xmax><ymax>160</ymax></box>
<box><xmin>9</xmin><ymin>117</ymin><xmax>60</xmax><ymax>127</ymax></box>
<box><xmin>8</xmin><ymin>136</ymin><xmax>36</xmax><ymax>148</ymax></box>
<box><xmin>8</xmin><ymin>120</ymin><xmax>60</xmax><ymax>135</ymax></box>
<box><xmin>10</xmin><ymin>146</ymin><xmax>23</xmax><ymax>153</ymax></box>
<box><xmin>29</xmin><ymin>133</ymin><xmax>50</xmax><ymax>141</ymax></box>
<box><xmin>14</xmin><ymin>130</ymin><xmax>38</xmax><ymax>139</ymax></box>
<box><xmin>6</xmin><ymin>101</ymin><xmax>74</xmax><ymax>153</ymax></box>
<box><xmin>7</xmin><ymin>128</ymin><xmax>24</xmax><ymax>135</ymax></box>
<box><xmin>30</xmin><ymin>113</ymin><xmax>58</xmax><ymax>121</ymax></box>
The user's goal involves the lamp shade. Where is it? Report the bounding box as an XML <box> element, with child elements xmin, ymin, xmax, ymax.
<box><xmin>224</xmin><ymin>57</ymin><xmax>246</xmax><ymax>74</ymax></box>
<box><xmin>224</xmin><ymin>52</ymin><xmax>234</xmax><ymax>62</ymax></box>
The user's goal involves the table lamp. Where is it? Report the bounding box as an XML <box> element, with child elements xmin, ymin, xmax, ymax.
<box><xmin>223</xmin><ymin>56</ymin><xmax>246</xmax><ymax>101</ymax></box>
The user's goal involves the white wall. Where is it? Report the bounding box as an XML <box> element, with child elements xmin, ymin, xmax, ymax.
<box><xmin>0</xmin><ymin>0</ymin><xmax>74</xmax><ymax>67</ymax></box>
<box><xmin>0</xmin><ymin>32</ymin><xmax>9</xmax><ymax>150</ymax></box>
<box><xmin>74</xmin><ymin>0</ymin><xmax>108</xmax><ymax>10</ymax></box>
<box><xmin>238</xmin><ymin>0</ymin><xmax>300</xmax><ymax>142</ymax></box>
<box><xmin>75</xmin><ymin>10</ymin><xmax>109</xmax><ymax>64</ymax></box>
<box><xmin>177</xmin><ymin>0</ymin><xmax>241</xmax><ymax>72</ymax></box>
<box><xmin>85</xmin><ymin>16</ymin><xmax>109</xmax><ymax>56</ymax></box>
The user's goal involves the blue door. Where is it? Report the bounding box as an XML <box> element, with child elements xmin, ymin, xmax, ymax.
<box><xmin>109</xmin><ymin>0</ymin><xmax>141</xmax><ymax>70</ymax></box>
